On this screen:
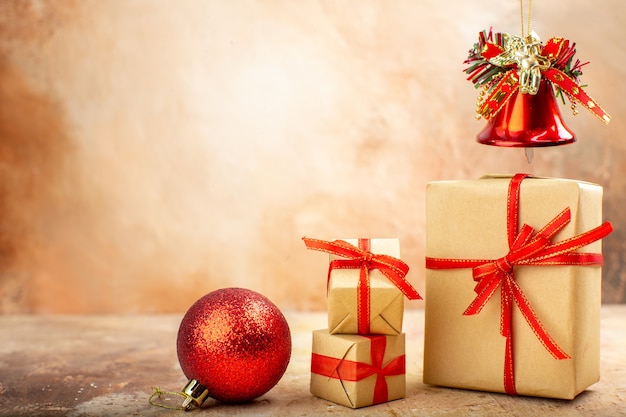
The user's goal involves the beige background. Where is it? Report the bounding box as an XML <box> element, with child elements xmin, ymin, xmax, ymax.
<box><xmin>1</xmin><ymin>0</ymin><xmax>624</xmax><ymax>313</ymax></box>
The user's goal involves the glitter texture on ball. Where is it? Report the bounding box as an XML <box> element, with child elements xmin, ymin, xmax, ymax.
<box><xmin>176</xmin><ymin>287</ymin><xmax>292</xmax><ymax>403</ymax></box>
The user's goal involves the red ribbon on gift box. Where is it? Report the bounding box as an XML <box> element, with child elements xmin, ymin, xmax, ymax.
<box><xmin>425</xmin><ymin>174</ymin><xmax>613</xmax><ymax>395</ymax></box>
<box><xmin>311</xmin><ymin>335</ymin><xmax>405</xmax><ymax>405</ymax></box>
<box><xmin>303</xmin><ymin>237</ymin><xmax>422</xmax><ymax>334</ymax></box>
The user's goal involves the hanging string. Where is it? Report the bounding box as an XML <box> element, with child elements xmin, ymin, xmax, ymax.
<box><xmin>520</xmin><ymin>0</ymin><xmax>533</xmax><ymax>37</ymax></box>
<box><xmin>520</xmin><ymin>0</ymin><xmax>534</xmax><ymax>164</ymax></box>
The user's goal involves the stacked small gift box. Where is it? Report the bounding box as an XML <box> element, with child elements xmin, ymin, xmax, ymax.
<box><xmin>303</xmin><ymin>238</ymin><xmax>421</xmax><ymax>408</ymax></box>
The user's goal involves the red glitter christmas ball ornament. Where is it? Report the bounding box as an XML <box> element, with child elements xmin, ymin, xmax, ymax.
<box><xmin>176</xmin><ymin>287</ymin><xmax>291</xmax><ymax>407</ymax></box>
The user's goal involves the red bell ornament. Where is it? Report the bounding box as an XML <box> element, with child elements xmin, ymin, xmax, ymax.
<box><xmin>476</xmin><ymin>79</ymin><xmax>575</xmax><ymax>147</ymax></box>
<box><xmin>464</xmin><ymin>29</ymin><xmax>610</xmax><ymax>148</ymax></box>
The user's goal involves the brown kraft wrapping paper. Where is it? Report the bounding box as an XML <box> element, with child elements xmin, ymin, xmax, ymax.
<box><xmin>327</xmin><ymin>238</ymin><xmax>404</xmax><ymax>335</ymax></box>
<box><xmin>423</xmin><ymin>174</ymin><xmax>607</xmax><ymax>399</ymax></box>
<box><xmin>310</xmin><ymin>329</ymin><xmax>406</xmax><ymax>408</ymax></box>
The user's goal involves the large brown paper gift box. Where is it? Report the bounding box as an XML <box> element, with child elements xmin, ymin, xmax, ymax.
<box><xmin>423</xmin><ymin>175</ymin><xmax>609</xmax><ymax>399</ymax></box>
<box><xmin>328</xmin><ymin>238</ymin><xmax>404</xmax><ymax>335</ymax></box>
<box><xmin>310</xmin><ymin>329</ymin><xmax>405</xmax><ymax>408</ymax></box>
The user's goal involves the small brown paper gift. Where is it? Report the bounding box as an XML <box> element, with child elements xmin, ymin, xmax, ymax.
<box><xmin>302</xmin><ymin>237</ymin><xmax>421</xmax><ymax>335</ymax></box>
<box><xmin>328</xmin><ymin>239</ymin><xmax>404</xmax><ymax>335</ymax></box>
<box><xmin>310</xmin><ymin>329</ymin><xmax>406</xmax><ymax>408</ymax></box>
<box><xmin>423</xmin><ymin>174</ymin><xmax>612</xmax><ymax>399</ymax></box>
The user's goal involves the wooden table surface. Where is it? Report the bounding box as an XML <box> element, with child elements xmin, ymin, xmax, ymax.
<box><xmin>1</xmin><ymin>306</ymin><xmax>625</xmax><ymax>417</ymax></box>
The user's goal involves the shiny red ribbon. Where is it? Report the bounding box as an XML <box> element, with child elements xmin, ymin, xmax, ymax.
<box><xmin>425</xmin><ymin>174</ymin><xmax>613</xmax><ymax>395</ymax></box>
<box><xmin>479</xmin><ymin>37</ymin><xmax>611</xmax><ymax>123</ymax></box>
<box><xmin>303</xmin><ymin>237</ymin><xmax>421</xmax><ymax>335</ymax></box>
<box><xmin>311</xmin><ymin>335</ymin><xmax>405</xmax><ymax>405</ymax></box>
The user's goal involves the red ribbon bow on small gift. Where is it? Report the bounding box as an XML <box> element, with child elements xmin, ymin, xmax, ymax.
<box><xmin>311</xmin><ymin>335</ymin><xmax>405</xmax><ymax>406</ymax></box>
<box><xmin>425</xmin><ymin>174</ymin><xmax>613</xmax><ymax>395</ymax></box>
<box><xmin>303</xmin><ymin>237</ymin><xmax>421</xmax><ymax>334</ymax></box>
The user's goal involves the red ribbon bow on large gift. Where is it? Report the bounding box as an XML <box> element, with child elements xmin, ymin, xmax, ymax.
<box><xmin>425</xmin><ymin>174</ymin><xmax>613</xmax><ymax>395</ymax></box>
<box><xmin>311</xmin><ymin>335</ymin><xmax>405</xmax><ymax>406</ymax></box>
<box><xmin>303</xmin><ymin>237</ymin><xmax>422</xmax><ymax>334</ymax></box>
